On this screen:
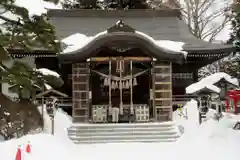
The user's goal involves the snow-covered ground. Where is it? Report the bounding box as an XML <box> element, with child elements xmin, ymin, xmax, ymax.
<box><xmin>1</xmin><ymin>100</ymin><xmax>240</xmax><ymax>160</ymax></box>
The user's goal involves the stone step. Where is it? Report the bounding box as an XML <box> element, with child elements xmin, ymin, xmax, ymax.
<box><xmin>68</xmin><ymin>126</ymin><xmax>175</xmax><ymax>133</ymax></box>
<box><xmin>68</xmin><ymin>130</ymin><xmax>177</xmax><ymax>136</ymax></box>
<box><xmin>71</xmin><ymin>122</ymin><xmax>175</xmax><ymax>129</ymax></box>
<box><xmin>69</xmin><ymin>133</ymin><xmax>180</xmax><ymax>141</ymax></box>
<box><xmin>71</xmin><ymin>138</ymin><xmax>178</xmax><ymax>144</ymax></box>
<box><xmin>68</xmin><ymin>122</ymin><xmax>180</xmax><ymax>144</ymax></box>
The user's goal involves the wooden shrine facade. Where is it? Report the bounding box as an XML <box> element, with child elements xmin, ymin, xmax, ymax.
<box><xmin>71</xmin><ymin>57</ymin><xmax>173</xmax><ymax>123</ymax></box>
<box><xmin>48</xmin><ymin>9</ymin><xmax>236</xmax><ymax>123</ymax></box>
<box><xmin>59</xmin><ymin>20</ymin><xmax>186</xmax><ymax>123</ymax></box>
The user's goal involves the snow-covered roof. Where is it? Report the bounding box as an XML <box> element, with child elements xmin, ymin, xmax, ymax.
<box><xmin>186</xmin><ymin>84</ymin><xmax>221</xmax><ymax>95</ymax></box>
<box><xmin>186</xmin><ymin>72</ymin><xmax>239</xmax><ymax>95</ymax></box>
<box><xmin>200</xmin><ymin>72</ymin><xmax>238</xmax><ymax>87</ymax></box>
<box><xmin>36</xmin><ymin>89</ymin><xmax>68</xmax><ymax>98</ymax></box>
<box><xmin>61</xmin><ymin>31</ymin><xmax>187</xmax><ymax>56</ymax></box>
<box><xmin>61</xmin><ymin>31</ymin><xmax>107</xmax><ymax>54</ymax></box>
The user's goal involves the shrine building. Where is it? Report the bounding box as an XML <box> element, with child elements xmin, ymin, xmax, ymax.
<box><xmin>3</xmin><ymin>9</ymin><xmax>235</xmax><ymax>124</ymax></box>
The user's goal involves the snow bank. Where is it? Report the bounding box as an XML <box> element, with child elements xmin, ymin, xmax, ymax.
<box><xmin>62</xmin><ymin>31</ymin><xmax>187</xmax><ymax>56</ymax></box>
<box><xmin>186</xmin><ymin>72</ymin><xmax>238</xmax><ymax>94</ymax></box>
<box><xmin>173</xmin><ymin>98</ymin><xmax>240</xmax><ymax>160</ymax></box>
<box><xmin>173</xmin><ymin>99</ymin><xmax>199</xmax><ymax>134</ymax></box>
<box><xmin>0</xmin><ymin>134</ymin><xmax>77</xmax><ymax>160</ymax></box>
<box><xmin>39</xmin><ymin>105</ymin><xmax>72</xmax><ymax>142</ymax></box>
<box><xmin>2</xmin><ymin>99</ymin><xmax>240</xmax><ymax>160</ymax></box>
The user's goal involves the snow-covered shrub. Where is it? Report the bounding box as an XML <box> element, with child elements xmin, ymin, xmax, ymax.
<box><xmin>0</xmin><ymin>95</ymin><xmax>43</xmax><ymax>140</ymax></box>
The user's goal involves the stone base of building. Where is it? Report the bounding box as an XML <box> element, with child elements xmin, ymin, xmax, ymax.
<box><xmin>68</xmin><ymin>122</ymin><xmax>180</xmax><ymax>144</ymax></box>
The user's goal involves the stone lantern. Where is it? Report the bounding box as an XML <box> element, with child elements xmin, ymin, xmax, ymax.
<box><xmin>190</xmin><ymin>87</ymin><xmax>219</xmax><ymax>124</ymax></box>
<box><xmin>46</xmin><ymin>96</ymin><xmax>58</xmax><ymax>135</ymax></box>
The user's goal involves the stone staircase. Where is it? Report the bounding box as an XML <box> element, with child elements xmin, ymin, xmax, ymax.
<box><xmin>68</xmin><ymin>122</ymin><xmax>180</xmax><ymax>144</ymax></box>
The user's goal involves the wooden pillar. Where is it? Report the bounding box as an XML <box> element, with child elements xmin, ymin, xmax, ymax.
<box><xmin>130</xmin><ymin>60</ymin><xmax>134</xmax><ymax>114</ymax></box>
<box><xmin>151</xmin><ymin>61</ymin><xmax>156</xmax><ymax>120</ymax></box>
<box><xmin>169</xmin><ymin>62</ymin><xmax>173</xmax><ymax>120</ymax></box>
<box><xmin>119</xmin><ymin>59</ymin><xmax>123</xmax><ymax>114</ymax></box>
<box><xmin>108</xmin><ymin>60</ymin><xmax>112</xmax><ymax>115</ymax></box>
<box><xmin>72</xmin><ymin>63</ymin><xmax>90</xmax><ymax>123</ymax></box>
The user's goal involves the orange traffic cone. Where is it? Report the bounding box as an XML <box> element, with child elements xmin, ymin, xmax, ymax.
<box><xmin>26</xmin><ymin>142</ymin><xmax>31</xmax><ymax>153</ymax></box>
<box><xmin>15</xmin><ymin>147</ymin><xmax>22</xmax><ymax>160</ymax></box>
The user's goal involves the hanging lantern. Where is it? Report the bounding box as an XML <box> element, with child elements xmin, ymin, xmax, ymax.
<box><xmin>133</xmin><ymin>78</ymin><xmax>137</xmax><ymax>86</ymax></box>
<box><xmin>104</xmin><ymin>78</ymin><xmax>108</xmax><ymax>86</ymax></box>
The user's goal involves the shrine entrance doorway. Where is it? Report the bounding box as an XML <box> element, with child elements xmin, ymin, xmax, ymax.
<box><xmin>90</xmin><ymin>57</ymin><xmax>152</xmax><ymax>123</ymax></box>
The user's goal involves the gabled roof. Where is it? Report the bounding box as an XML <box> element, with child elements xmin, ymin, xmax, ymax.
<box><xmin>58</xmin><ymin>20</ymin><xmax>186</xmax><ymax>64</ymax></box>
<box><xmin>48</xmin><ymin>9</ymin><xmax>235</xmax><ymax>54</ymax></box>
<box><xmin>36</xmin><ymin>89</ymin><xmax>68</xmax><ymax>98</ymax></box>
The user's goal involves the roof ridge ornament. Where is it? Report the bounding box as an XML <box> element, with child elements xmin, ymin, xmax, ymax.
<box><xmin>107</xmin><ymin>20</ymin><xmax>135</xmax><ymax>33</ymax></box>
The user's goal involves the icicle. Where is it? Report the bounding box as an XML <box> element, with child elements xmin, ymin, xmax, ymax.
<box><xmin>104</xmin><ymin>78</ymin><xmax>108</xmax><ymax>86</ymax></box>
<box><xmin>126</xmin><ymin>80</ymin><xmax>129</xmax><ymax>89</ymax></box>
<box><xmin>133</xmin><ymin>78</ymin><xmax>137</xmax><ymax>86</ymax></box>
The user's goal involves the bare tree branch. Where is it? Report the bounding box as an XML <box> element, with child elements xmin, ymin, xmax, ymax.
<box><xmin>178</xmin><ymin>0</ymin><xmax>231</xmax><ymax>42</ymax></box>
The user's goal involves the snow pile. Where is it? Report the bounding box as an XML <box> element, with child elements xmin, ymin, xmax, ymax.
<box><xmin>61</xmin><ymin>31</ymin><xmax>107</xmax><ymax>54</ymax></box>
<box><xmin>62</xmin><ymin>30</ymin><xmax>186</xmax><ymax>56</ymax></box>
<box><xmin>155</xmin><ymin>40</ymin><xmax>187</xmax><ymax>57</ymax></box>
<box><xmin>39</xmin><ymin>105</ymin><xmax>72</xmax><ymax>142</ymax></box>
<box><xmin>186</xmin><ymin>72</ymin><xmax>238</xmax><ymax>94</ymax></box>
<box><xmin>135</xmin><ymin>31</ymin><xmax>187</xmax><ymax>56</ymax></box>
<box><xmin>1</xmin><ymin>99</ymin><xmax>240</xmax><ymax>160</ymax></box>
<box><xmin>175</xmin><ymin>118</ymin><xmax>240</xmax><ymax>160</ymax></box>
<box><xmin>173</xmin><ymin>98</ymin><xmax>240</xmax><ymax>160</ymax></box>
<box><xmin>173</xmin><ymin>99</ymin><xmax>199</xmax><ymax>134</ymax></box>
<box><xmin>174</xmin><ymin>99</ymin><xmax>240</xmax><ymax>143</ymax></box>
<box><xmin>61</xmin><ymin>33</ymin><xmax>90</xmax><ymax>53</ymax></box>
<box><xmin>0</xmin><ymin>134</ymin><xmax>77</xmax><ymax>160</ymax></box>
<box><xmin>36</xmin><ymin>68</ymin><xmax>60</xmax><ymax>78</ymax></box>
